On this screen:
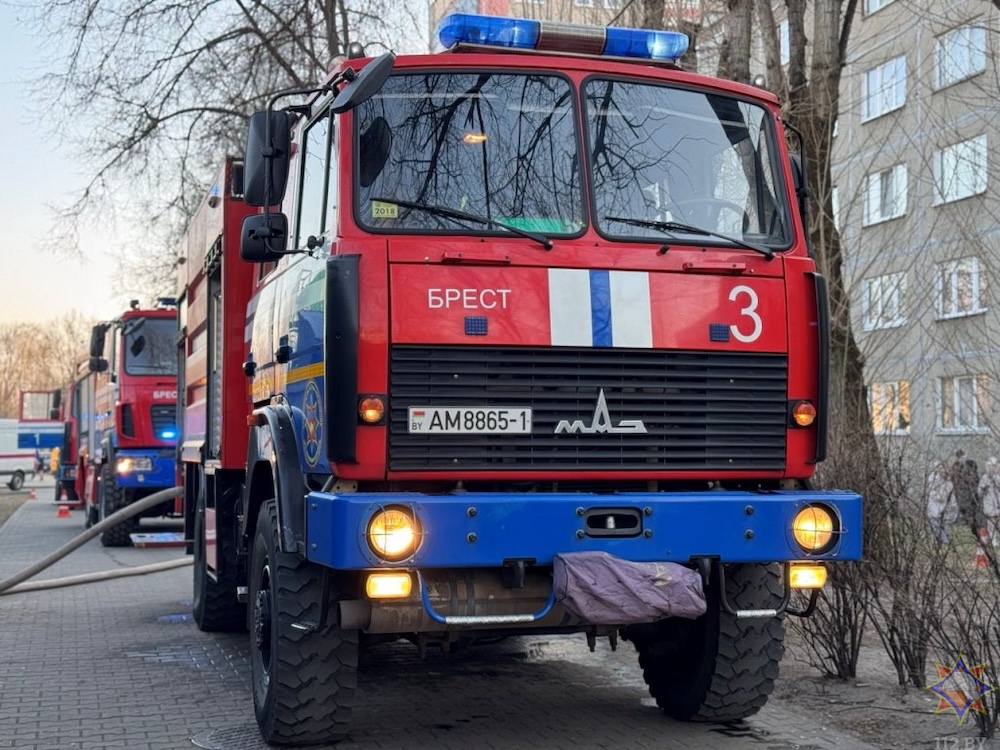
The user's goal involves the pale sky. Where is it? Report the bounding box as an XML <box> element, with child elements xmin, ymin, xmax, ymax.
<box><xmin>0</xmin><ymin>3</ymin><xmax>123</xmax><ymax>326</ymax></box>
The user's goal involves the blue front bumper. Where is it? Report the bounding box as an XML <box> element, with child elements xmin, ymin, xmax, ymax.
<box><xmin>305</xmin><ymin>489</ymin><xmax>862</xmax><ymax>570</ymax></box>
<box><xmin>114</xmin><ymin>449</ymin><xmax>176</xmax><ymax>489</ymax></box>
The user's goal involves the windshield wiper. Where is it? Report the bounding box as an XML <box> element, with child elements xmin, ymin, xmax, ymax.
<box><xmin>372</xmin><ymin>197</ymin><xmax>553</xmax><ymax>250</ymax></box>
<box><xmin>605</xmin><ymin>216</ymin><xmax>774</xmax><ymax>261</ymax></box>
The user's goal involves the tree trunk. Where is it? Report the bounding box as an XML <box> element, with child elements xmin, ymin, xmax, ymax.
<box><xmin>718</xmin><ymin>0</ymin><xmax>752</xmax><ymax>83</ymax></box>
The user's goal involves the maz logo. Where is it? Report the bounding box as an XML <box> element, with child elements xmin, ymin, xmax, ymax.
<box><xmin>554</xmin><ymin>389</ymin><xmax>647</xmax><ymax>435</ymax></box>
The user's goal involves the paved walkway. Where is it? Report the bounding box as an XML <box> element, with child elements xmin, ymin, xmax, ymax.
<box><xmin>0</xmin><ymin>496</ymin><xmax>881</xmax><ymax>750</ymax></box>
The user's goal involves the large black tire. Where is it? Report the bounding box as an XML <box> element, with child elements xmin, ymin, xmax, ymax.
<box><xmin>193</xmin><ymin>483</ymin><xmax>246</xmax><ymax>632</ymax></box>
<box><xmin>627</xmin><ymin>563</ymin><xmax>785</xmax><ymax>723</ymax></box>
<box><xmin>99</xmin><ymin>463</ymin><xmax>135</xmax><ymax>547</ymax></box>
<box><xmin>250</xmin><ymin>500</ymin><xmax>358</xmax><ymax>745</ymax></box>
<box><xmin>8</xmin><ymin>471</ymin><xmax>24</xmax><ymax>491</ymax></box>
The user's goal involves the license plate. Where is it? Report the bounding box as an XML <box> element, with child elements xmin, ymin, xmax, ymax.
<box><xmin>408</xmin><ymin>407</ymin><xmax>532</xmax><ymax>434</ymax></box>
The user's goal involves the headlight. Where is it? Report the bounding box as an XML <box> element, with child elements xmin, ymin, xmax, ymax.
<box><xmin>792</xmin><ymin>504</ymin><xmax>838</xmax><ymax>554</ymax></box>
<box><xmin>116</xmin><ymin>456</ymin><xmax>153</xmax><ymax>475</ymax></box>
<box><xmin>367</xmin><ymin>507</ymin><xmax>419</xmax><ymax>561</ymax></box>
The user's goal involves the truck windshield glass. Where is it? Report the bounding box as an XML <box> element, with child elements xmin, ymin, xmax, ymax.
<box><xmin>354</xmin><ymin>72</ymin><xmax>583</xmax><ymax>236</ymax></box>
<box><xmin>124</xmin><ymin>318</ymin><xmax>177</xmax><ymax>376</ymax></box>
<box><xmin>585</xmin><ymin>79</ymin><xmax>790</xmax><ymax>248</ymax></box>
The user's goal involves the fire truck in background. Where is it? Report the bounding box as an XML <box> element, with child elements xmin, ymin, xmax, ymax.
<box><xmin>18</xmin><ymin>389</ymin><xmax>65</xmax><ymax>462</ymax></box>
<box><xmin>82</xmin><ymin>301</ymin><xmax>180</xmax><ymax>546</ymax></box>
<box><xmin>180</xmin><ymin>14</ymin><xmax>863</xmax><ymax>746</ymax></box>
<box><xmin>56</xmin><ymin>358</ymin><xmax>94</xmax><ymax>507</ymax></box>
<box><xmin>175</xmin><ymin>157</ymin><xmax>257</xmax><ymax>631</ymax></box>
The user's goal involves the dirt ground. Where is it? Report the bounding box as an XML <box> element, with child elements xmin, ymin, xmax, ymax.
<box><xmin>0</xmin><ymin>490</ymin><xmax>29</xmax><ymax>527</ymax></box>
<box><xmin>775</xmin><ymin>627</ymin><xmax>1000</xmax><ymax>750</ymax></box>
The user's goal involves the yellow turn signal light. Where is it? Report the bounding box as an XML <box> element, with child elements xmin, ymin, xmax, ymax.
<box><xmin>359</xmin><ymin>396</ymin><xmax>385</xmax><ymax>423</ymax></box>
<box><xmin>367</xmin><ymin>507</ymin><xmax>419</xmax><ymax>561</ymax></box>
<box><xmin>792</xmin><ymin>504</ymin><xmax>837</xmax><ymax>554</ymax></box>
<box><xmin>791</xmin><ymin>400</ymin><xmax>817</xmax><ymax>426</ymax></box>
<box><xmin>789</xmin><ymin>563</ymin><xmax>827</xmax><ymax>589</ymax></box>
<box><xmin>366</xmin><ymin>572</ymin><xmax>413</xmax><ymax>599</ymax></box>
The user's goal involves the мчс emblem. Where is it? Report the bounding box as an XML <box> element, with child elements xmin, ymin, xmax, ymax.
<box><xmin>554</xmin><ymin>389</ymin><xmax>647</xmax><ymax>434</ymax></box>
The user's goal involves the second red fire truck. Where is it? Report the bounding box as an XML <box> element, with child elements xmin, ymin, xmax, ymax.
<box><xmin>80</xmin><ymin>301</ymin><xmax>180</xmax><ymax>546</ymax></box>
<box><xmin>178</xmin><ymin>14</ymin><xmax>863</xmax><ymax>746</ymax></box>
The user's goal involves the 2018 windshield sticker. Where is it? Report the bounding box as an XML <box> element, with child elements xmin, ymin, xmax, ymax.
<box><xmin>371</xmin><ymin>201</ymin><xmax>398</xmax><ymax>219</ymax></box>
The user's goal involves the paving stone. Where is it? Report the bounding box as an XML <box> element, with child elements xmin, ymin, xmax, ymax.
<box><xmin>0</xmin><ymin>499</ymin><xmax>879</xmax><ymax>750</ymax></box>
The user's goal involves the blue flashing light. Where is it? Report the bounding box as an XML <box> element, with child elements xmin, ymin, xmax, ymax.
<box><xmin>439</xmin><ymin>14</ymin><xmax>540</xmax><ymax>50</ymax></box>
<box><xmin>438</xmin><ymin>13</ymin><xmax>689</xmax><ymax>64</ymax></box>
<box><xmin>604</xmin><ymin>26</ymin><xmax>689</xmax><ymax>62</ymax></box>
<box><xmin>159</xmin><ymin>429</ymin><xmax>177</xmax><ymax>440</ymax></box>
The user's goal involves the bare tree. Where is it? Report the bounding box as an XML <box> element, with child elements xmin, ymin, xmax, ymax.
<box><xmin>0</xmin><ymin>313</ymin><xmax>94</xmax><ymax>418</ymax></box>
<box><xmin>32</xmin><ymin>0</ymin><xmax>427</xmax><ymax>298</ymax></box>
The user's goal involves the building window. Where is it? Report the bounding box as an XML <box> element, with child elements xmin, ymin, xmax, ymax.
<box><xmin>862</xmin><ymin>272</ymin><xmax>906</xmax><ymax>330</ymax></box>
<box><xmin>603</xmin><ymin>0</ymin><xmax>622</xmax><ymax>8</ymax></box>
<box><xmin>937</xmin><ymin>375</ymin><xmax>989</xmax><ymax>433</ymax></box>
<box><xmin>862</xmin><ymin>56</ymin><xmax>906</xmax><ymax>121</ymax></box>
<box><xmin>870</xmin><ymin>381</ymin><xmax>910</xmax><ymax>434</ymax></box>
<box><xmin>831</xmin><ymin>185</ymin><xmax>841</xmax><ymax>230</ymax></box>
<box><xmin>936</xmin><ymin>257</ymin><xmax>987</xmax><ymax>319</ymax></box>
<box><xmin>779</xmin><ymin>19</ymin><xmax>790</xmax><ymax>66</ymax></box>
<box><xmin>936</xmin><ymin>25</ymin><xmax>986</xmax><ymax>89</ymax></box>
<box><xmin>863</xmin><ymin>163</ymin><xmax>907</xmax><ymax>225</ymax></box>
<box><xmin>933</xmin><ymin>135</ymin><xmax>987</xmax><ymax>204</ymax></box>
<box><xmin>574</xmin><ymin>0</ymin><xmax>594</xmax><ymax>5</ymax></box>
<box><xmin>864</xmin><ymin>0</ymin><xmax>896</xmax><ymax>14</ymax></box>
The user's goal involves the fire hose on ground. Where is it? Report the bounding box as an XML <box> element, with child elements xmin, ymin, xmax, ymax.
<box><xmin>0</xmin><ymin>486</ymin><xmax>191</xmax><ymax>596</ymax></box>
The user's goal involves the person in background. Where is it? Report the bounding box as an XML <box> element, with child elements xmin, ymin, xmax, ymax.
<box><xmin>978</xmin><ymin>456</ymin><xmax>1000</xmax><ymax>545</ymax></box>
<box><xmin>30</xmin><ymin>448</ymin><xmax>44</xmax><ymax>481</ymax></box>
<box><xmin>951</xmin><ymin>449</ymin><xmax>981</xmax><ymax>528</ymax></box>
<box><xmin>927</xmin><ymin>461</ymin><xmax>957</xmax><ymax>545</ymax></box>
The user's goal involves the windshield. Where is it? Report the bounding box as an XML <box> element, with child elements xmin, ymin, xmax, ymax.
<box><xmin>354</xmin><ymin>72</ymin><xmax>584</xmax><ymax>236</ymax></box>
<box><xmin>585</xmin><ymin>78</ymin><xmax>790</xmax><ymax>247</ymax></box>
<box><xmin>123</xmin><ymin>317</ymin><xmax>177</xmax><ymax>377</ymax></box>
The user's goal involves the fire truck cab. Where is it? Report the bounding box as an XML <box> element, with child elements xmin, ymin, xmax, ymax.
<box><xmin>83</xmin><ymin>301</ymin><xmax>179</xmax><ymax>546</ymax></box>
<box><xmin>187</xmin><ymin>14</ymin><xmax>863</xmax><ymax>746</ymax></box>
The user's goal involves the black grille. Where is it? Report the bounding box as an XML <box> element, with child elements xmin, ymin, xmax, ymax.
<box><xmin>388</xmin><ymin>346</ymin><xmax>788</xmax><ymax>471</ymax></box>
<box><xmin>151</xmin><ymin>404</ymin><xmax>177</xmax><ymax>436</ymax></box>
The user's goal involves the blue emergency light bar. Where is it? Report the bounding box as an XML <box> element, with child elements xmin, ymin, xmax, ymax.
<box><xmin>438</xmin><ymin>13</ymin><xmax>689</xmax><ymax>64</ymax></box>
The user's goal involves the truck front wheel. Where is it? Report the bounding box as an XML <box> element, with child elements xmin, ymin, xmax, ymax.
<box><xmin>624</xmin><ymin>563</ymin><xmax>785</xmax><ymax>723</ymax></box>
<box><xmin>8</xmin><ymin>471</ymin><xmax>24</xmax><ymax>491</ymax></box>
<box><xmin>250</xmin><ymin>499</ymin><xmax>358</xmax><ymax>746</ymax></box>
<box><xmin>98</xmin><ymin>463</ymin><xmax>135</xmax><ymax>547</ymax></box>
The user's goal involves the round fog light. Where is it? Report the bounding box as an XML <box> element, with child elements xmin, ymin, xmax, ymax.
<box><xmin>367</xmin><ymin>507</ymin><xmax>419</xmax><ymax>560</ymax></box>
<box><xmin>792</xmin><ymin>505</ymin><xmax>836</xmax><ymax>553</ymax></box>
<box><xmin>359</xmin><ymin>396</ymin><xmax>385</xmax><ymax>423</ymax></box>
<box><xmin>791</xmin><ymin>400</ymin><xmax>817</xmax><ymax>426</ymax></box>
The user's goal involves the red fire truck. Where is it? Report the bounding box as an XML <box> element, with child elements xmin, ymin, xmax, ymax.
<box><xmin>83</xmin><ymin>301</ymin><xmax>180</xmax><ymax>546</ymax></box>
<box><xmin>54</xmin><ymin>359</ymin><xmax>92</xmax><ymax>508</ymax></box>
<box><xmin>176</xmin><ymin>157</ymin><xmax>257</xmax><ymax>630</ymax></box>
<box><xmin>184</xmin><ymin>14</ymin><xmax>863</xmax><ymax>745</ymax></box>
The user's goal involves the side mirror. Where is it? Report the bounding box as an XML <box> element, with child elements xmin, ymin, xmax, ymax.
<box><xmin>243</xmin><ymin>111</ymin><xmax>294</xmax><ymax>206</ymax></box>
<box><xmin>241</xmin><ymin>213</ymin><xmax>289</xmax><ymax>263</ymax></box>
<box><xmin>231</xmin><ymin>161</ymin><xmax>245</xmax><ymax>199</ymax></box>
<box><xmin>89</xmin><ymin>356</ymin><xmax>108</xmax><ymax>373</ymax></box>
<box><xmin>89</xmin><ymin>324</ymin><xmax>107</xmax><ymax>358</ymax></box>
<box><xmin>789</xmin><ymin>153</ymin><xmax>810</xmax><ymax>236</ymax></box>
<box><xmin>331</xmin><ymin>52</ymin><xmax>396</xmax><ymax>114</ymax></box>
<box><xmin>359</xmin><ymin>116</ymin><xmax>392</xmax><ymax>188</ymax></box>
